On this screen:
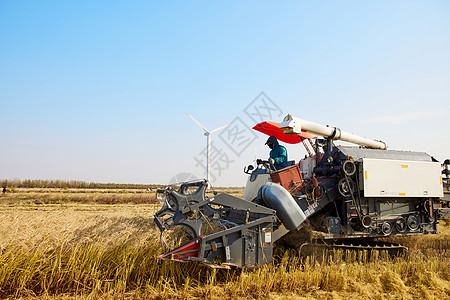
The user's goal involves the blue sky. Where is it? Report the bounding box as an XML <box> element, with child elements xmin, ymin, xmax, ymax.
<box><xmin>1</xmin><ymin>1</ymin><xmax>449</xmax><ymax>186</ymax></box>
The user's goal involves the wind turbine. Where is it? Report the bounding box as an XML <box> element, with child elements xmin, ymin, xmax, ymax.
<box><xmin>186</xmin><ymin>112</ymin><xmax>230</xmax><ymax>185</ymax></box>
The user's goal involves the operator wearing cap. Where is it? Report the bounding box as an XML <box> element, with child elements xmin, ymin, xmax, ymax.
<box><xmin>258</xmin><ymin>136</ymin><xmax>288</xmax><ymax>170</ymax></box>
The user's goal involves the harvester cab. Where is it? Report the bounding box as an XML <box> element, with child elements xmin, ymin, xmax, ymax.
<box><xmin>154</xmin><ymin>115</ymin><xmax>450</xmax><ymax>269</ymax></box>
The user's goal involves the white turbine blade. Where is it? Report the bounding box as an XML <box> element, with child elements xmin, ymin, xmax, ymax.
<box><xmin>186</xmin><ymin>112</ymin><xmax>209</xmax><ymax>133</ymax></box>
<box><xmin>210</xmin><ymin>123</ymin><xmax>231</xmax><ymax>134</ymax></box>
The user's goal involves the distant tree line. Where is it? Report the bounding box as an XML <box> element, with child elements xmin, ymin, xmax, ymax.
<box><xmin>0</xmin><ymin>179</ymin><xmax>160</xmax><ymax>189</ymax></box>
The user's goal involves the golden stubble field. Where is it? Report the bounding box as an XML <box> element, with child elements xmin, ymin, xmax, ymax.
<box><xmin>1</xmin><ymin>189</ymin><xmax>450</xmax><ymax>299</ymax></box>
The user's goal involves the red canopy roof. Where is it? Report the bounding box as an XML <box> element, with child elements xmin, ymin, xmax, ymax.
<box><xmin>252</xmin><ymin>121</ymin><xmax>317</xmax><ymax>144</ymax></box>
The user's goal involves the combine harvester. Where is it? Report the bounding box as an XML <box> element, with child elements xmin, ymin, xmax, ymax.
<box><xmin>154</xmin><ymin>115</ymin><xmax>450</xmax><ymax>269</ymax></box>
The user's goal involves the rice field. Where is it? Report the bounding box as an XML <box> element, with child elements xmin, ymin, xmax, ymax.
<box><xmin>0</xmin><ymin>189</ymin><xmax>449</xmax><ymax>299</ymax></box>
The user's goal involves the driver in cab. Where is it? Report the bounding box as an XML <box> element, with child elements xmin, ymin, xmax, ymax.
<box><xmin>257</xmin><ymin>136</ymin><xmax>288</xmax><ymax>170</ymax></box>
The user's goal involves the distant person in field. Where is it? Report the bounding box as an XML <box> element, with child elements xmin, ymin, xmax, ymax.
<box><xmin>2</xmin><ymin>187</ymin><xmax>6</xmax><ymax>195</ymax></box>
<box><xmin>258</xmin><ymin>136</ymin><xmax>288</xmax><ymax>170</ymax></box>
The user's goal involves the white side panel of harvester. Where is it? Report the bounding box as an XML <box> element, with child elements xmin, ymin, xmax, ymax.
<box><xmin>362</xmin><ymin>158</ymin><xmax>443</xmax><ymax>198</ymax></box>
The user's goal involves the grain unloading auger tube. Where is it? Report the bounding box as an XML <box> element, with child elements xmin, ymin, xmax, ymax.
<box><xmin>154</xmin><ymin>115</ymin><xmax>450</xmax><ymax>269</ymax></box>
<box><xmin>279</xmin><ymin>114</ymin><xmax>387</xmax><ymax>150</ymax></box>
